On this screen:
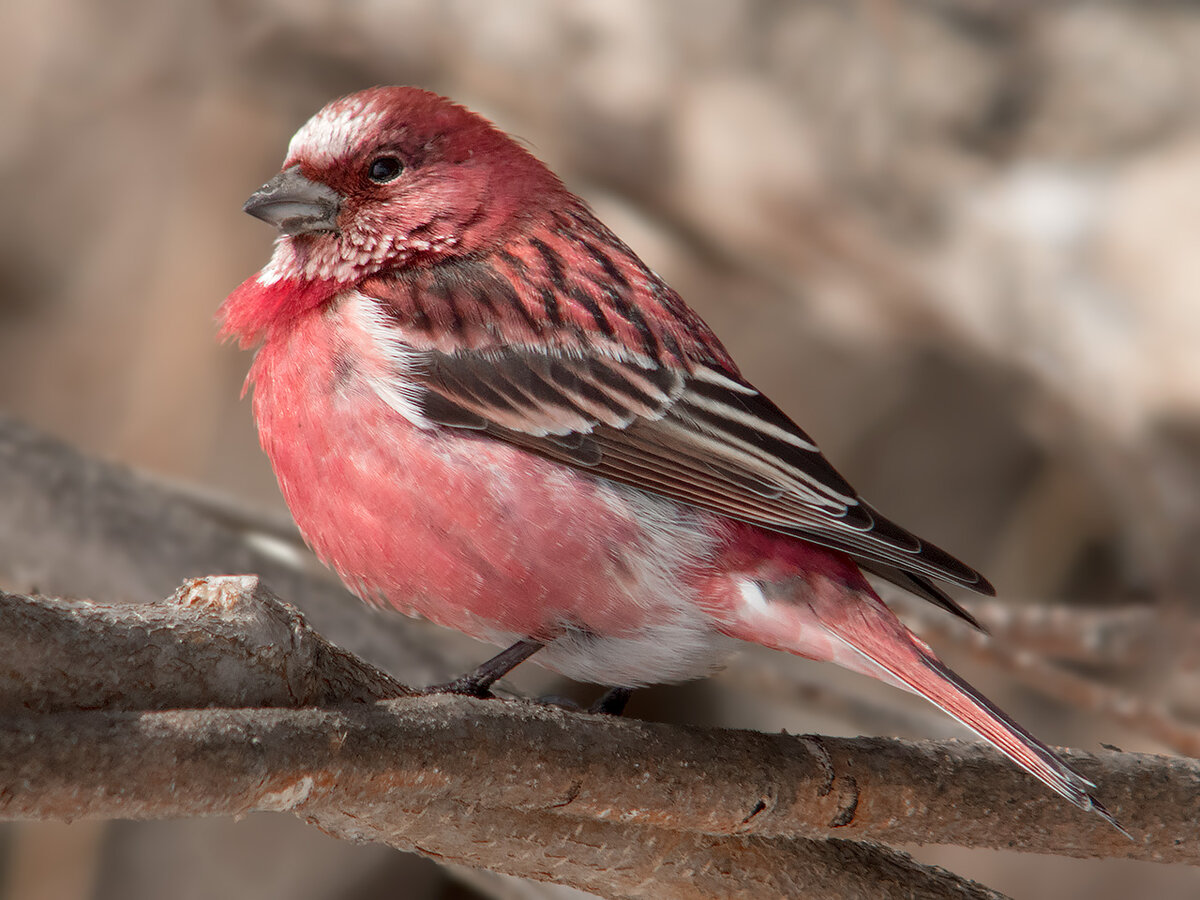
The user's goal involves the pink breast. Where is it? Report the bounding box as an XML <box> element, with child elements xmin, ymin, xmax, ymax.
<box><xmin>247</xmin><ymin>301</ymin><xmax>714</xmax><ymax>644</ymax></box>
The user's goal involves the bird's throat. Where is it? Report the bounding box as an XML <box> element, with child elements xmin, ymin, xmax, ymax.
<box><xmin>218</xmin><ymin>272</ymin><xmax>342</xmax><ymax>348</ymax></box>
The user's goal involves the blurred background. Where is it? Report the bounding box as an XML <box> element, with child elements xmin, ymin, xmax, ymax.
<box><xmin>2</xmin><ymin>0</ymin><xmax>1199</xmax><ymax>897</ymax></box>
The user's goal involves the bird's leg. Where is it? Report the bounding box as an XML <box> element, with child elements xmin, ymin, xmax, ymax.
<box><xmin>425</xmin><ymin>639</ymin><xmax>545</xmax><ymax>698</ymax></box>
<box><xmin>588</xmin><ymin>686</ymin><xmax>634</xmax><ymax>716</ymax></box>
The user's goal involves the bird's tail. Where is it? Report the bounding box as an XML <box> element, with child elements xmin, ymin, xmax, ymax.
<box><xmin>833</xmin><ymin>613</ymin><xmax>1122</xmax><ymax>828</ymax></box>
<box><xmin>722</xmin><ymin>575</ymin><xmax>1124</xmax><ymax>833</ymax></box>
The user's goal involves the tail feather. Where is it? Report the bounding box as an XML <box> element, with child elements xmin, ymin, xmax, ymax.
<box><xmin>819</xmin><ymin>601</ymin><xmax>1127</xmax><ymax>834</ymax></box>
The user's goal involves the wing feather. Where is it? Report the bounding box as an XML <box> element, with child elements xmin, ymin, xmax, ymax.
<box><xmin>413</xmin><ymin>343</ymin><xmax>994</xmax><ymax>613</ymax></box>
<box><xmin>355</xmin><ymin>236</ymin><xmax>992</xmax><ymax>623</ymax></box>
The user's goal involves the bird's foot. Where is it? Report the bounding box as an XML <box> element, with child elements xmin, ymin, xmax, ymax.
<box><xmin>421</xmin><ymin>675</ymin><xmax>497</xmax><ymax>699</ymax></box>
<box><xmin>588</xmin><ymin>686</ymin><xmax>634</xmax><ymax>716</ymax></box>
<box><xmin>422</xmin><ymin>639</ymin><xmax>544</xmax><ymax>700</ymax></box>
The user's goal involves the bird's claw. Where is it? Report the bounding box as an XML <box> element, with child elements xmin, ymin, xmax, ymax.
<box><xmin>421</xmin><ymin>678</ymin><xmax>496</xmax><ymax>699</ymax></box>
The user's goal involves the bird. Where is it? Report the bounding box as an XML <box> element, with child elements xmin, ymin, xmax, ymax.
<box><xmin>220</xmin><ymin>85</ymin><xmax>1118</xmax><ymax>828</ymax></box>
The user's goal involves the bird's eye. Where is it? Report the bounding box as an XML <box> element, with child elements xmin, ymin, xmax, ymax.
<box><xmin>367</xmin><ymin>156</ymin><xmax>403</xmax><ymax>183</ymax></box>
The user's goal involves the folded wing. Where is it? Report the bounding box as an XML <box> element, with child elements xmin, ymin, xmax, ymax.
<box><xmin>409</xmin><ymin>342</ymin><xmax>993</xmax><ymax>626</ymax></box>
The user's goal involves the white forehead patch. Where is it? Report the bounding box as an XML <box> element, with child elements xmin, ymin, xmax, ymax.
<box><xmin>286</xmin><ymin>94</ymin><xmax>387</xmax><ymax>165</ymax></box>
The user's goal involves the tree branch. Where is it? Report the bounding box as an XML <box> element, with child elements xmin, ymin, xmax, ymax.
<box><xmin>2</xmin><ymin>699</ymin><xmax>1007</xmax><ymax>900</ymax></box>
<box><xmin>1</xmin><ymin>580</ymin><xmax>1194</xmax><ymax>877</ymax></box>
<box><xmin>0</xmin><ymin>575</ymin><xmax>410</xmax><ymax>713</ymax></box>
<box><xmin>0</xmin><ymin>414</ymin><xmax>466</xmax><ymax>686</ymax></box>
<box><xmin>2</xmin><ymin>418</ymin><xmax>1195</xmax><ymax>896</ymax></box>
<box><xmin>1</xmin><ymin>580</ymin><xmax>1019</xmax><ymax>900</ymax></box>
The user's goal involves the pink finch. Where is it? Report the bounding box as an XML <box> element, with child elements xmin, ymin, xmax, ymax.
<box><xmin>221</xmin><ymin>86</ymin><xmax>1117</xmax><ymax>827</ymax></box>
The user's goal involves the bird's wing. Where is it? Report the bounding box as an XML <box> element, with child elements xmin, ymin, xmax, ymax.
<box><xmin>353</xmin><ymin>238</ymin><xmax>993</xmax><ymax>627</ymax></box>
<box><xmin>399</xmin><ymin>337</ymin><xmax>992</xmax><ymax>623</ymax></box>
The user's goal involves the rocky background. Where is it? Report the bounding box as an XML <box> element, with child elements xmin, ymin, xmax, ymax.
<box><xmin>2</xmin><ymin>1</ymin><xmax>1198</xmax><ymax>897</ymax></box>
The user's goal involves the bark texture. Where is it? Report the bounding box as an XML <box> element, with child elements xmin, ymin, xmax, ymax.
<box><xmin>2</xmin><ymin>578</ymin><xmax>1195</xmax><ymax>900</ymax></box>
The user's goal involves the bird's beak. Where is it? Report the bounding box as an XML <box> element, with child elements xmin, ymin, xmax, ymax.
<box><xmin>243</xmin><ymin>165</ymin><xmax>343</xmax><ymax>236</ymax></box>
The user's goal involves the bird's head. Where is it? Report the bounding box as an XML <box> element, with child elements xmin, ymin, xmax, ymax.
<box><xmin>248</xmin><ymin>86</ymin><xmax>566</xmax><ymax>283</ymax></box>
<box><xmin>222</xmin><ymin>86</ymin><xmax>566</xmax><ymax>344</ymax></box>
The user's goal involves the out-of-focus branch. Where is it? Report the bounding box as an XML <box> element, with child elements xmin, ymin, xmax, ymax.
<box><xmin>957</xmin><ymin>629</ymin><xmax>1200</xmax><ymax>758</ymax></box>
<box><xmin>882</xmin><ymin>589</ymin><xmax>1200</xmax><ymax>757</ymax></box>
<box><xmin>723</xmin><ymin>588</ymin><xmax>1200</xmax><ymax>760</ymax></box>
<box><xmin>915</xmin><ymin>595</ymin><xmax>1189</xmax><ymax>670</ymax></box>
<box><xmin>0</xmin><ymin>414</ymin><xmax>469</xmax><ymax>685</ymax></box>
<box><xmin>2</xmin><ymin>579</ymin><xmax>1195</xmax><ymax>875</ymax></box>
